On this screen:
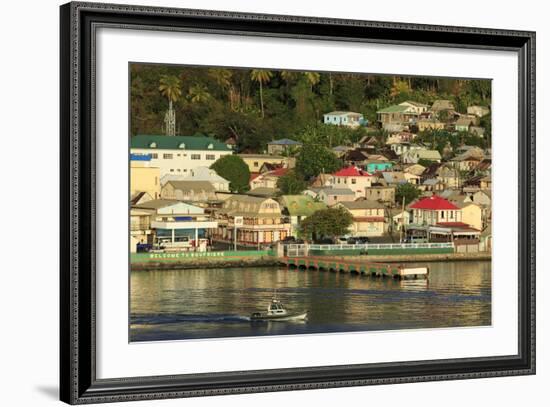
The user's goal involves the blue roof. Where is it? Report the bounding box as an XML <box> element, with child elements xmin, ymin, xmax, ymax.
<box><xmin>267</xmin><ymin>138</ymin><xmax>302</xmax><ymax>146</ymax></box>
<box><xmin>130</xmin><ymin>153</ymin><xmax>151</xmax><ymax>161</ymax></box>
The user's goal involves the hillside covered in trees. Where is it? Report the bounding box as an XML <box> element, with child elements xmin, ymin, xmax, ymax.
<box><xmin>130</xmin><ymin>63</ymin><xmax>491</xmax><ymax>153</ymax></box>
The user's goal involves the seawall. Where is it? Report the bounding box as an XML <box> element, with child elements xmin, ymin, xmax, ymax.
<box><xmin>131</xmin><ymin>251</ymin><xmax>490</xmax><ymax>271</ymax></box>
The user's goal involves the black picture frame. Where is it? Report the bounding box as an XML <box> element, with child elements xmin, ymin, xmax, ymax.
<box><xmin>60</xmin><ymin>1</ymin><xmax>536</xmax><ymax>404</ymax></box>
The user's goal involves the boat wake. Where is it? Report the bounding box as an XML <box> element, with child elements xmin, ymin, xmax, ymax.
<box><xmin>131</xmin><ymin>313</ymin><xmax>251</xmax><ymax>325</ymax></box>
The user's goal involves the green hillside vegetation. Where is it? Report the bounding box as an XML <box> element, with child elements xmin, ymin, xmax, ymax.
<box><xmin>131</xmin><ymin>64</ymin><xmax>491</xmax><ymax>153</ymax></box>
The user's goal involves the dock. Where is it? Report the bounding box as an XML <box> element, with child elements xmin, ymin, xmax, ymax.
<box><xmin>281</xmin><ymin>256</ymin><xmax>429</xmax><ymax>279</ymax></box>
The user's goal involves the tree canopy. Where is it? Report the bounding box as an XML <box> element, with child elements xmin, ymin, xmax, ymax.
<box><xmin>209</xmin><ymin>155</ymin><xmax>250</xmax><ymax>193</ymax></box>
<box><xmin>299</xmin><ymin>207</ymin><xmax>353</xmax><ymax>241</ymax></box>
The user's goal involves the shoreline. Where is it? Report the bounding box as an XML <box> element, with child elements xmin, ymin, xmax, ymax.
<box><xmin>131</xmin><ymin>252</ymin><xmax>491</xmax><ymax>271</ymax></box>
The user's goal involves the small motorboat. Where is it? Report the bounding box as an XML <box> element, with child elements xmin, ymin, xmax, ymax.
<box><xmin>250</xmin><ymin>299</ymin><xmax>308</xmax><ymax>322</ymax></box>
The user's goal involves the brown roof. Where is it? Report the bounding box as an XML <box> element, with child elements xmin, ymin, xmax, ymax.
<box><xmin>165</xmin><ymin>180</ymin><xmax>215</xmax><ymax>192</ymax></box>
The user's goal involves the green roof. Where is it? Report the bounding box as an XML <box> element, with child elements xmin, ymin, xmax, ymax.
<box><xmin>376</xmin><ymin>105</ymin><xmax>409</xmax><ymax>114</ymax></box>
<box><xmin>131</xmin><ymin>135</ymin><xmax>232</xmax><ymax>151</ymax></box>
<box><xmin>280</xmin><ymin>195</ymin><xmax>327</xmax><ymax>216</ymax></box>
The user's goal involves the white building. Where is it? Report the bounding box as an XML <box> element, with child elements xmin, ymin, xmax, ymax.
<box><xmin>323</xmin><ymin>111</ymin><xmax>365</xmax><ymax>127</ymax></box>
<box><xmin>130</xmin><ymin>135</ymin><xmax>233</xmax><ymax>178</ymax></box>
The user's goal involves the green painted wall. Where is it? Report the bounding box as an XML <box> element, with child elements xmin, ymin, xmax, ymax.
<box><xmin>131</xmin><ymin>250</ymin><xmax>274</xmax><ymax>263</ymax></box>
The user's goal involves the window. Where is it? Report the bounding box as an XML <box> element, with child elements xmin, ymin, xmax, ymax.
<box><xmin>441</xmin><ymin>211</ymin><xmax>445</xmax><ymax>219</ymax></box>
<box><xmin>163</xmin><ymin>153</ymin><xmax>173</xmax><ymax>159</ymax></box>
<box><xmin>351</xmin><ymin>178</ymin><xmax>356</xmax><ymax>184</ymax></box>
<box><xmin>170</xmin><ymin>169</ymin><xmax>174</xmax><ymax>172</ymax></box>
<box><xmin>191</xmin><ymin>154</ymin><xmax>201</xmax><ymax>160</ymax></box>
<box><xmin>450</xmin><ymin>211</ymin><xmax>454</xmax><ymax>219</ymax></box>
<box><xmin>150</xmin><ymin>153</ymin><xmax>158</xmax><ymax>159</ymax></box>
<box><xmin>206</xmin><ymin>154</ymin><xmax>216</xmax><ymax>160</ymax></box>
<box><xmin>254</xmin><ymin>162</ymin><xmax>259</xmax><ymax>167</ymax></box>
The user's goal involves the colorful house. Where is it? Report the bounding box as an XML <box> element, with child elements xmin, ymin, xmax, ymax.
<box><xmin>329</xmin><ymin>166</ymin><xmax>374</xmax><ymax>198</ymax></box>
<box><xmin>409</xmin><ymin>195</ymin><xmax>462</xmax><ymax>226</ymax></box>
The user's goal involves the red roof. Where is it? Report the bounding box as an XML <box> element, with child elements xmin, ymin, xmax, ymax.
<box><xmin>333</xmin><ymin>166</ymin><xmax>372</xmax><ymax>177</ymax></box>
<box><xmin>409</xmin><ymin>195</ymin><xmax>459</xmax><ymax>210</ymax></box>
<box><xmin>269</xmin><ymin>167</ymin><xmax>289</xmax><ymax>177</ymax></box>
<box><xmin>249</xmin><ymin>172</ymin><xmax>260</xmax><ymax>182</ymax></box>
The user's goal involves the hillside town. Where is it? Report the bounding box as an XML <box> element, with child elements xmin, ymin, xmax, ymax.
<box><xmin>130</xmin><ymin>98</ymin><xmax>492</xmax><ymax>256</ymax></box>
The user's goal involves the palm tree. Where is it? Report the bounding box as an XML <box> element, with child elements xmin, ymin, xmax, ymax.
<box><xmin>250</xmin><ymin>69</ymin><xmax>273</xmax><ymax>118</ymax></box>
<box><xmin>187</xmin><ymin>84</ymin><xmax>211</xmax><ymax>104</ymax></box>
<box><xmin>303</xmin><ymin>71</ymin><xmax>321</xmax><ymax>90</ymax></box>
<box><xmin>158</xmin><ymin>75</ymin><xmax>182</xmax><ymax>136</ymax></box>
<box><xmin>158</xmin><ymin>75</ymin><xmax>182</xmax><ymax>108</ymax></box>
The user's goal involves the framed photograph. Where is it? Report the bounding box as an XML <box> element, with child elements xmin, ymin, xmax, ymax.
<box><xmin>60</xmin><ymin>1</ymin><xmax>535</xmax><ymax>404</ymax></box>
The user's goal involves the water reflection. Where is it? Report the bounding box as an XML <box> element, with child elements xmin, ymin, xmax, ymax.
<box><xmin>130</xmin><ymin>261</ymin><xmax>491</xmax><ymax>342</ymax></box>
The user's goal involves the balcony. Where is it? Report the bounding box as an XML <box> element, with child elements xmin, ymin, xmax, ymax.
<box><xmin>151</xmin><ymin>220</ymin><xmax>218</xmax><ymax>230</ymax></box>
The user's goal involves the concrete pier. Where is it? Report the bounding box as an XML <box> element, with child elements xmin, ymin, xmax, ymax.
<box><xmin>281</xmin><ymin>256</ymin><xmax>429</xmax><ymax>279</ymax></box>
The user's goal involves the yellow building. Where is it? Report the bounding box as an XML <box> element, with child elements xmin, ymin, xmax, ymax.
<box><xmin>130</xmin><ymin>159</ymin><xmax>161</xmax><ymax>199</ymax></box>
<box><xmin>335</xmin><ymin>201</ymin><xmax>387</xmax><ymax>237</ymax></box>
<box><xmin>237</xmin><ymin>154</ymin><xmax>294</xmax><ymax>173</ymax></box>
<box><xmin>457</xmin><ymin>202</ymin><xmax>483</xmax><ymax>231</ymax></box>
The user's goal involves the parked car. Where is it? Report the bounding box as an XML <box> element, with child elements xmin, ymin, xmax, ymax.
<box><xmin>347</xmin><ymin>237</ymin><xmax>370</xmax><ymax>244</ymax></box>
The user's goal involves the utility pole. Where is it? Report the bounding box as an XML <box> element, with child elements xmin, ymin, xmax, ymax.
<box><xmin>399</xmin><ymin>195</ymin><xmax>406</xmax><ymax>243</ymax></box>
